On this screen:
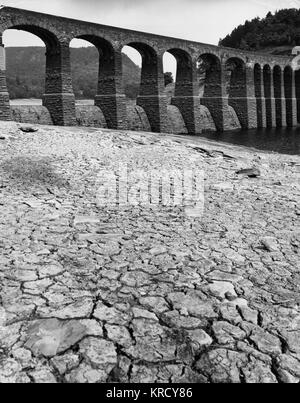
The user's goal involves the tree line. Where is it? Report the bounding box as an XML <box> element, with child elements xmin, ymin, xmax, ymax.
<box><xmin>219</xmin><ymin>8</ymin><xmax>300</xmax><ymax>54</ymax></box>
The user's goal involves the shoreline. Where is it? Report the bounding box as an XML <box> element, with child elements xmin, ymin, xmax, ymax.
<box><xmin>0</xmin><ymin>122</ymin><xmax>299</xmax><ymax>383</ymax></box>
<box><xmin>8</xmin><ymin>100</ymin><xmax>300</xmax><ymax>155</ymax></box>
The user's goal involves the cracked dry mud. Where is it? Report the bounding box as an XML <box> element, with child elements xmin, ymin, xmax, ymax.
<box><xmin>0</xmin><ymin>122</ymin><xmax>299</xmax><ymax>383</ymax></box>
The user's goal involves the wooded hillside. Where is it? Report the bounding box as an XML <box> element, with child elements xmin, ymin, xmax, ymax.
<box><xmin>219</xmin><ymin>8</ymin><xmax>300</xmax><ymax>54</ymax></box>
<box><xmin>6</xmin><ymin>46</ymin><xmax>141</xmax><ymax>99</ymax></box>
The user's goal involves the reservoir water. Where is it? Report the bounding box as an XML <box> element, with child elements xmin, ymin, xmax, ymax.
<box><xmin>195</xmin><ymin>127</ymin><xmax>300</xmax><ymax>156</ymax></box>
<box><xmin>169</xmin><ymin>127</ymin><xmax>300</xmax><ymax>156</ymax></box>
<box><xmin>10</xmin><ymin>99</ymin><xmax>300</xmax><ymax>156</ymax></box>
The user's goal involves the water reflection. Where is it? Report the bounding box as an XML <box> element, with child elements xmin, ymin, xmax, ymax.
<box><xmin>175</xmin><ymin>127</ymin><xmax>300</xmax><ymax>155</ymax></box>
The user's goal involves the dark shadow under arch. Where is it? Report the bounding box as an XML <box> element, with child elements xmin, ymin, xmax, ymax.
<box><xmin>254</xmin><ymin>63</ymin><xmax>264</xmax><ymax>128</ymax></box>
<box><xmin>284</xmin><ymin>65</ymin><xmax>294</xmax><ymax>127</ymax></box>
<box><xmin>167</xmin><ymin>48</ymin><xmax>193</xmax><ymax>97</ymax></box>
<box><xmin>295</xmin><ymin>69</ymin><xmax>300</xmax><ymax>123</ymax></box>
<box><xmin>273</xmin><ymin>65</ymin><xmax>283</xmax><ymax>127</ymax></box>
<box><xmin>263</xmin><ymin>64</ymin><xmax>273</xmax><ymax>128</ymax></box>
<box><xmin>198</xmin><ymin>53</ymin><xmax>222</xmax><ymax>98</ymax></box>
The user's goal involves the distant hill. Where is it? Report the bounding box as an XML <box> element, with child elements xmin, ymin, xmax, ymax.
<box><xmin>219</xmin><ymin>8</ymin><xmax>300</xmax><ymax>55</ymax></box>
<box><xmin>6</xmin><ymin>46</ymin><xmax>141</xmax><ymax>99</ymax></box>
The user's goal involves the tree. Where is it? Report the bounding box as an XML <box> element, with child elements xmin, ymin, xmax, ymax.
<box><xmin>164</xmin><ymin>72</ymin><xmax>174</xmax><ymax>86</ymax></box>
<box><xmin>219</xmin><ymin>8</ymin><xmax>300</xmax><ymax>54</ymax></box>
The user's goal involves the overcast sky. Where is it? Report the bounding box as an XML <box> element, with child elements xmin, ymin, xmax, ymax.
<box><xmin>3</xmin><ymin>0</ymin><xmax>300</xmax><ymax>45</ymax></box>
<box><xmin>2</xmin><ymin>0</ymin><xmax>300</xmax><ymax>74</ymax></box>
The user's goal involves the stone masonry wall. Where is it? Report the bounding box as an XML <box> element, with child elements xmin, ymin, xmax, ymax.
<box><xmin>11</xmin><ymin>103</ymin><xmax>242</xmax><ymax>133</ymax></box>
<box><xmin>0</xmin><ymin>6</ymin><xmax>297</xmax><ymax>134</ymax></box>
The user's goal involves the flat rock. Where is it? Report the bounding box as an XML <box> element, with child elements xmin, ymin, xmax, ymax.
<box><xmin>196</xmin><ymin>348</ymin><xmax>248</xmax><ymax>383</ymax></box>
<box><xmin>236</xmin><ymin>168</ymin><xmax>261</xmax><ymax>178</ymax></box>
<box><xmin>65</xmin><ymin>363</ymin><xmax>108</xmax><ymax>383</ymax></box>
<box><xmin>167</xmin><ymin>292</ymin><xmax>217</xmax><ymax>319</ymax></box>
<box><xmin>105</xmin><ymin>324</ymin><xmax>132</xmax><ymax>347</ymax></box>
<box><xmin>93</xmin><ymin>303</ymin><xmax>130</xmax><ymax>325</ymax></box>
<box><xmin>276</xmin><ymin>354</ymin><xmax>300</xmax><ymax>382</ymax></box>
<box><xmin>29</xmin><ymin>367</ymin><xmax>57</xmax><ymax>383</ymax></box>
<box><xmin>51</xmin><ymin>352</ymin><xmax>80</xmax><ymax>375</ymax></box>
<box><xmin>207</xmin><ymin>281</ymin><xmax>237</xmax><ymax>299</ymax></box>
<box><xmin>261</xmin><ymin>236</ymin><xmax>279</xmax><ymax>252</ymax></box>
<box><xmin>212</xmin><ymin>321</ymin><xmax>247</xmax><ymax>344</ymax></box>
<box><xmin>79</xmin><ymin>337</ymin><xmax>117</xmax><ymax>367</ymax></box>
<box><xmin>132</xmin><ymin>307</ymin><xmax>158</xmax><ymax>321</ymax></box>
<box><xmin>187</xmin><ymin>329</ymin><xmax>213</xmax><ymax>351</ymax></box>
<box><xmin>19</xmin><ymin>126</ymin><xmax>39</xmax><ymax>133</ymax></box>
<box><xmin>250</xmin><ymin>329</ymin><xmax>282</xmax><ymax>355</ymax></box>
<box><xmin>24</xmin><ymin>318</ymin><xmax>87</xmax><ymax>357</ymax></box>
<box><xmin>37</xmin><ymin>298</ymin><xmax>94</xmax><ymax>319</ymax></box>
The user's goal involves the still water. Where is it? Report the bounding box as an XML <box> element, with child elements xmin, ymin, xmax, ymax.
<box><xmin>175</xmin><ymin>127</ymin><xmax>300</xmax><ymax>156</ymax></box>
<box><xmin>10</xmin><ymin>99</ymin><xmax>300</xmax><ymax>156</ymax></box>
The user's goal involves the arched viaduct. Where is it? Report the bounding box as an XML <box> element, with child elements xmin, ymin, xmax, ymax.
<box><xmin>0</xmin><ymin>6</ymin><xmax>298</xmax><ymax>133</ymax></box>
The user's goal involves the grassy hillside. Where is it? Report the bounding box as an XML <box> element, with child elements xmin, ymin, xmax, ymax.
<box><xmin>6</xmin><ymin>46</ymin><xmax>141</xmax><ymax>99</ymax></box>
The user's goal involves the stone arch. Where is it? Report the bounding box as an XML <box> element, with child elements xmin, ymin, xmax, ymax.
<box><xmin>263</xmin><ymin>64</ymin><xmax>273</xmax><ymax>127</ymax></box>
<box><xmin>198</xmin><ymin>53</ymin><xmax>222</xmax><ymax>98</ymax></box>
<box><xmin>0</xmin><ymin>8</ymin><xmax>65</xmax><ymax>38</ymax></box>
<box><xmin>273</xmin><ymin>65</ymin><xmax>283</xmax><ymax>127</ymax></box>
<box><xmin>2</xmin><ymin>29</ymin><xmax>52</xmax><ymax>123</ymax></box>
<box><xmin>122</xmin><ymin>45</ymin><xmax>142</xmax><ymax>101</ymax></box>
<box><xmin>0</xmin><ymin>24</ymin><xmax>70</xmax><ymax>123</ymax></box>
<box><xmin>284</xmin><ymin>65</ymin><xmax>294</xmax><ymax>127</ymax></box>
<box><xmin>1</xmin><ymin>23</ymin><xmax>59</xmax><ymax>49</ymax></box>
<box><xmin>167</xmin><ymin>48</ymin><xmax>193</xmax><ymax>96</ymax></box>
<box><xmin>225</xmin><ymin>57</ymin><xmax>247</xmax><ymax>129</ymax></box>
<box><xmin>197</xmin><ymin>53</ymin><xmax>223</xmax><ymax>131</ymax></box>
<box><xmin>77</xmin><ymin>35</ymin><xmax>119</xmax><ymax>96</ymax></box>
<box><xmin>164</xmin><ymin>48</ymin><xmax>197</xmax><ymax>133</ymax></box>
<box><xmin>2</xmin><ymin>22</ymin><xmax>78</xmax><ymax>125</ymax></box>
<box><xmin>71</xmin><ymin>35</ymin><xmax>125</xmax><ymax>129</ymax></box>
<box><xmin>162</xmin><ymin>50</ymin><xmax>176</xmax><ymax>96</ymax></box>
<box><xmin>254</xmin><ymin>63</ymin><xmax>264</xmax><ymax>128</ymax></box>
<box><xmin>125</xmin><ymin>41</ymin><xmax>169</xmax><ymax>133</ymax></box>
<box><xmin>126</xmin><ymin>42</ymin><xmax>161</xmax><ymax>96</ymax></box>
<box><xmin>69</xmin><ymin>37</ymin><xmax>98</xmax><ymax>100</ymax></box>
<box><xmin>225</xmin><ymin>57</ymin><xmax>247</xmax><ymax>97</ymax></box>
<box><xmin>295</xmin><ymin>68</ymin><xmax>300</xmax><ymax>123</ymax></box>
<box><xmin>4</xmin><ymin>24</ymin><xmax>70</xmax><ymax>94</ymax></box>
